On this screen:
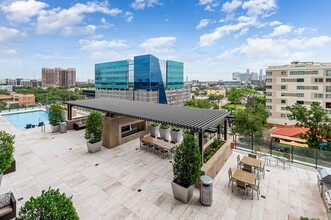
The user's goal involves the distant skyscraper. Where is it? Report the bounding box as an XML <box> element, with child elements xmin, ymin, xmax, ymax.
<box><xmin>42</xmin><ymin>68</ymin><xmax>76</xmax><ymax>87</ymax></box>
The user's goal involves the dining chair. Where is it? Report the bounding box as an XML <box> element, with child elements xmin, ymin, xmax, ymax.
<box><xmin>237</xmin><ymin>155</ymin><xmax>241</xmax><ymax>169</ymax></box>
<box><xmin>278</xmin><ymin>153</ymin><xmax>291</xmax><ymax>169</ymax></box>
<box><xmin>235</xmin><ymin>180</ymin><xmax>248</xmax><ymax>199</ymax></box>
<box><xmin>258</xmin><ymin>162</ymin><xmax>265</xmax><ymax>179</ymax></box>
<box><xmin>228</xmin><ymin>168</ymin><xmax>235</xmax><ymax>191</ymax></box>
<box><xmin>248</xmin><ymin>153</ymin><xmax>257</xmax><ymax>159</ymax></box>
<box><xmin>242</xmin><ymin>164</ymin><xmax>253</xmax><ymax>173</ymax></box>
<box><xmin>249</xmin><ymin>180</ymin><xmax>260</xmax><ymax>200</ymax></box>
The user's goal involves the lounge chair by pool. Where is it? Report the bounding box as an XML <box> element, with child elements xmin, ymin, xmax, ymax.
<box><xmin>25</xmin><ymin>124</ymin><xmax>32</xmax><ymax>129</ymax></box>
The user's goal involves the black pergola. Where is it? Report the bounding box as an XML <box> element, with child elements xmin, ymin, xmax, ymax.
<box><xmin>64</xmin><ymin>98</ymin><xmax>231</xmax><ymax>160</ymax></box>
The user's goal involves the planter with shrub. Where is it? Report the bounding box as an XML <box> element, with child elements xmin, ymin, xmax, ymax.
<box><xmin>171</xmin><ymin>134</ymin><xmax>201</xmax><ymax>203</ymax></box>
<box><xmin>170</xmin><ymin>127</ymin><xmax>182</xmax><ymax>143</ymax></box>
<box><xmin>85</xmin><ymin>111</ymin><xmax>103</xmax><ymax>153</ymax></box>
<box><xmin>48</xmin><ymin>104</ymin><xmax>64</xmax><ymax>133</ymax></box>
<box><xmin>0</xmin><ymin>130</ymin><xmax>15</xmax><ymax>186</ymax></box>
<box><xmin>159</xmin><ymin>124</ymin><xmax>171</xmax><ymax>141</ymax></box>
<box><xmin>16</xmin><ymin>188</ymin><xmax>79</xmax><ymax>220</ymax></box>
<box><xmin>149</xmin><ymin>122</ymin><xmax>160</xmax><ymax>138</ymax></box>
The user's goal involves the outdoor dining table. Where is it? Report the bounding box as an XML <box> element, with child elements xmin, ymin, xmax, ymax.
<box><xmin>232</xmin><ymin>169</ymin><xmax>256</xmax><ymax>186</ymax></box>
<box><xmin>241</xmin><ymin>156</ymin><xmax>261</xmax><ymax>168</ymax></box>
<box><xmin>141</xmin><ymin>136</ymin><xmax>176</xmax><ymax>151</ymax></box>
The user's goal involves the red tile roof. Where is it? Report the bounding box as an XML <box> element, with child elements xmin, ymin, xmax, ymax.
<box><xmin>272</xmin><ymin>126</ymin><xmax>309</xmax><ymax>137</ymax></box>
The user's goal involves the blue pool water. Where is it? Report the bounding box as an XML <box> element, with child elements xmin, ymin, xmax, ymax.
<box><xmin>2</xmin><ymin>110</ymin><xmax>49</xmax><ymax>128</ymax></box>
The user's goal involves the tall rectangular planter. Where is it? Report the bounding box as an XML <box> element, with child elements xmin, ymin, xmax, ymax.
<box><xmin>4</xmin><ymin>158</ymin><xmax>16</xmax><ymax>175</ymax></box>
<box><xmin>171</xmin><ymin>181</ymin><xmax>195</xmax><ymax>204</ymax></box>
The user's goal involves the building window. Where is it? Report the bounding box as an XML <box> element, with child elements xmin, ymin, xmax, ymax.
<box><xmin>266</xmin><ymin>79</ymin><xmax>272</xmax><ymax>82</ymax></box>
<box><xmin>281</xmin><ymin>78</ymin><xmax>285</xmax><ymax>82</ymax></box>
<box><xmin>281</xmin><ymin>86</ymin><xmax>286</xmax><ymax>89</ymax></box>
<box><xmin>312</xmin><ymin>86</ymin><xmax>318</xmax><ymax>90</ymax></box>
<box><xmin>326</xmin><ymin>78</ymin><xmax>331</xmax><ymax>82</ymax></box>
<box><xmin>281</xmin><ymin>71</ymin><xmax>286</xmax><ymax>75</ymax></box>
<box><xmin>326</xmin><ymin>86</ymin><xmax>331</xmax><ymax>92</ymax></box>
<box><xmin>315</xmin><ymin>78</ymin><xmax>323</xmax><ymax>82</ymax></box>
<box><xmin>327</xmin><ymin>110</ymin><xmax>331</xmax><ymax>115</ymax></box>
<box><xmin>281</xmin><ymin>100</ymin><xmax>286</xmax><ymax>104</ymax></box>
<box><xmin>297</xmin><ymin>101</ymin><xmax>304</xmax><ymax>105</ymax></box>
<box><xmin>281</xmin><ymin>106</ymin><xmax>286</xmax><ymax>110</ymax></box>
<box><xmin>281</xmin><ymin>93</ymin><xmax>285</xmax><ymax>96</ymax></box>
<box><xmin>296</xmin><ymin>93</ymin><xmax>304</xmax><ymax>97</ymax></box>
<box><xmin>297</xmin><ymin>78</ymin><xmax>304</xmax><ymax>82</ymax></box>
<box><xmin>266</xmin><ymin>92</ymin><xmax>272</xmax><ymax>96</ymax></box>
<box><xmin>281</xmin><ymin>114</ymin><xmax>286</xmax><ymax>118</ymax></box>
<box><xmin>326</xmin><ymin>94</ymin><xmax>331</xmax><ymax>98</ymax></box>
<box><xmin>266</xmin><ymin>72</ymin><xmax>272</xmax><ymax>76</ymax></box>
<box><xmin>266</xmin><ymin>99</ymin><xmax>272</xmax><ymax>103</ymax></box>
<box><xmin>315</xmin><ymin>94</ymin><xmax>323</xmax><ymax>98</ymax></box>
<box><xmin>266</xmin><ymin>85</ymin><xmax>272</xmax><ymax>89</ymax></box>
<box><xmin>326</xmin><ymin>70</ymin><xmax>331</xmax><ymax>76</ymax></box>
<box><xmin>297</xmin><ymin>86</ymin><xmax>304</xmax><ymax>90</ymax></box>
<box><xmin>266</xmin><ymin>105</ymin><xmax>272</xmax><ymax>109</ymax></box>
<box><xmin>268</xmin><ymin>112</ymin><xmax>272</xmax><ymax>116</ymax></box>
<box><xmin>312</xmin><ymin>70</ymin><xmax>319</xmax><ymax>74</ymax></box>
<box><xmin>290</xmin><ymin>71</ymin><xmax>304</xmax><ymax>75</ymax></box>
<box><xmin>326</xmin><ymin>103</ymin><xmax>331</xmax><ymax>109</ymax></box>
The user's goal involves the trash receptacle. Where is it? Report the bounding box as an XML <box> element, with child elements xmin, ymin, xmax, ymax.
<box><xmin>60</xmin><ymin>122</ymin><xmax>67</xmax><ymax>133</ymax></box>
<box><xmin>200</xmin><ymin>175</ymin><xmax>213</xmax><ymax>206</ymax></box>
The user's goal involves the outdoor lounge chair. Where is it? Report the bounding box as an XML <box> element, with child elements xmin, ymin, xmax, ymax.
<box><xmin>0</xmin><ymin>192</ymin><xmax>16</xmax><ymax>220</ymax></box>
<box><xmin>74</xmin><ymin>121</ymin><xmax>86</xmax><ymax>130</ymax></box>
<box><xmin>278</xmin><ymin>153</ymin><xmax>291</xmax><ymax>169</ymax></box>
<box><xmin>37</xmin><ymin>122</ymin><xmax>44</xmax><ymax>127</ymax></box>
<box><xmin>25</xmin><ymin>124</ymin><xmax>32</xmax><ymax>129</ymax></box>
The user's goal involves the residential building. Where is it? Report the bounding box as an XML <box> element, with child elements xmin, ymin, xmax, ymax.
<box><xmin>42</xmin><ymin>68</ymin><xmax>76</xmax><ymax>87</ymax></box>
<box><xmin>0</xmin><ymin>85</ymin><xmax>13</xmax><ymax>92</ymax></box>
<box><xmin>265</xmin><ymin>61</ymin><xmax>331</xmax><ymax>125</ymax></box>
<box><xmin>0</xmin><ymin>93</ymin><xmax>35</xmax><ymax>106</ymax></box>
<box><xmin>95</xmin><ymin>54</ymin><xmax>190</xmax><ymax>105</ymax></box>
<box><xmin>223</xmin><ymin>81</ymin><xmax>241</xmax><ymax>87</ymax></box>
<box><xmin>232</xmin><ymin>69</ymin><xmax>262</xmax><ymax>82</ymax></box>
<box><xmin>206</xmin><ymin>87</ymin><xmax>226</xmax><ymax>97</ymax></box>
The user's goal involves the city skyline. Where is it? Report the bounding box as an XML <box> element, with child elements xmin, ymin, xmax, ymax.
<box><xmin>0</xmin><ymin>0</ymin><xmax>331</xmax><ymax>81</ymax></box>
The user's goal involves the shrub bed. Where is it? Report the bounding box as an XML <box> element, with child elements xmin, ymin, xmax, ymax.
<box><xmin>203</xmin><ymin>139</ymin><xmax>225</xmax><ymax>163</ymax></box>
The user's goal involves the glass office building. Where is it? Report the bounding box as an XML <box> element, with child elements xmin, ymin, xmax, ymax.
<box><xmin>95</xmin><ymin>54</ymin><xmax>189</xmax><ymax>105</ymax></box>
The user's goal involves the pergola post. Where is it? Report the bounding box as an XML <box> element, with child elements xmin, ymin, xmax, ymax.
<box><xmin>67</xmin><ymin>104</ymin><xmax>72</xmax><ymax>120</ymax></box>
<box><xmin>217</xmin><ymin>124</ymin><xmax>221</xmax><ymax>140</ymax></box>
<box><xmin>199</xmin><ymin>132</ymin><xmax>204</xmax><ymax>164</ymax></box>
<box><xmin>223</xmin><ymin>119</ymin><xmax>228</xmax><ymax>141</ymax></box>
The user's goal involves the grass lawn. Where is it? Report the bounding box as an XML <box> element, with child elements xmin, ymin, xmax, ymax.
<box><xmin>224</xmin><ymin>104</ymin><xmax>246</xmax><ymax>110</ymax></box>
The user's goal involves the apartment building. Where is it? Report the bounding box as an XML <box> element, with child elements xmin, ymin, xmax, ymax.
<box><xmin>42</xmin><ymin>68</ymin><xmax>76</xmax><ymax>87</ymax></box>
<box><xmin>266</xmin><ymin>61</ymin><xmax>331</xmax><ymax>125</ymax></box>
<box><xmin>0</xmin><ymin>93</ymin><xmax>35</xmax><ymax>106</ymax></box>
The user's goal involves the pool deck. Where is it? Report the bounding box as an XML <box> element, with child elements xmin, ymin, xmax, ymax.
<box><xmin>0</xmin><ymin>114</ymin><xmax>329</xmax><ymax>220</ymax></box>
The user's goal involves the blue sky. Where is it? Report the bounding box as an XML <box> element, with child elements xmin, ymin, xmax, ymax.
<box><xmin>0</xmin><ymin>0</ymin><xmax>331</xmax><ymax>81</ymax></box>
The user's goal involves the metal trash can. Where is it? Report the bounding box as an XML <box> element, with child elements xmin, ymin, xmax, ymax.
<box><xmin>60</xmin><ymin>122</ymin><xmax>67</xmax><ymax>133</ymax></box>
<box><xmin>200</xmin><ymin>175</ymin><xmax>213</xmax><ymax>206</ymax></box>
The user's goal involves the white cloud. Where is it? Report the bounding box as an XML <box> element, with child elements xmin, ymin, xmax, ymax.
<box><xmin>221</xmin><ymin>0</ymin><xmax>242</xmax><ymax>14</ymax></box>
<box><xmin>199</xmin><ymin>0</ymin><xmax>220</xmax><ymax>12</ymax></box>
<box><xmin>268</xmin><ymin>20</ymin><xmax>281</xmax><ymax>26</ymax></box>
<box><xmin>1</xmin><ymin>0</ymin><xmax>48</xmax><ymax>24</ymax></box>
<box><xmin>139</xmin><ymin>37</ymin><xmax>176</xmax><ymax>53</ymax></box>
<box><xmin>100</xmin><ymin>18</ymin><xmax>114</xmax><ymax>28</ymax></box>
<box><xmin>124</xmin><ymin>11</ymin><xmax>134</xmax><ymax>22</ymax></box>
<box><xmin>79</xmin><ymin>39</ymin><xmax>128</xmax><ymax>51</ymax></box>
<box><xmin>196</xmin><ymin>19</ymin><xmax>210</xmax><ymax>30</ymax></box>
<box><xmin>242</xmin><ymin>0</ymin><xmax>277</xmax><ymax>16</ymax></box>
<box><xmin>199</xmin><ymin>0</ymin><xmax>214</xmax><ymax>5</ymax></box>
<box><xmin>0</xmin><ymin>49</ymin><xmax>17</xmax><ymax>55</ymax></box>
<box><xmin>270</xmin><ymin>25</ymin><xmax>291</xmax><ymax>36</ymax></box>
<box><xmin>0</xmin><ymin>26</ymin><xmax>27</xmax><ymax>43</ymax></box>
<box><xmin>287</xmin><ymin>36</ymin><xmax>331</xmax><ymax>49</ymax></box>
<box><xmin>130</xmin><ymin>0</ymin><xmax>162</xmax><ymax>10</ymax></box>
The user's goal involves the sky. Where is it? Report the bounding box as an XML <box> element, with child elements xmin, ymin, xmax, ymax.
<box><xmin>0</xmin><ymin>0</ymin><xmax>331</xmax><ymax>81</ymax></box>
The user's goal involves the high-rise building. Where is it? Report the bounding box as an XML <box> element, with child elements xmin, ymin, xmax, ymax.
<box><xmin>42</xmin><ymin>68</ymin><xmax>76</xmax><ymax>87</ymax></box>
<box><xmin>266</xmin><ymin>61</ymin><xmax>331</xmax><ymax>125</ymax></box>
<box><xmin>95</xmin><ymin>54</ymin><xmax>190</xmax><ymax>105</ymax></box>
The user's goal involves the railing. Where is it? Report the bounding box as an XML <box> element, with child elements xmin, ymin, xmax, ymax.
<box><xmin>234</xmin><ymin>136</ymin><xmax>331</xmax><ymax>168</ymax></box>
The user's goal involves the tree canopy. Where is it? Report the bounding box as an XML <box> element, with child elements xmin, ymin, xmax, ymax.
<box><xmin>286</xmin><ymin>102</ymin><xmax>331</xmax><ymax>149</ymax></box>
<box><xmin>226</xmin><ymin>87</ymin><xmax>256</xmax><ymax>104</ymax></box>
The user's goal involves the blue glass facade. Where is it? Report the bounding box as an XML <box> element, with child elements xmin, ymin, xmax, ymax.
<box><xmin>95</xmin><ymin>60</ymin><xmax>132</xmax><ymax>89</ymax></box>
<box><xmin>166</xmin><ymin>60</ymin><xmax>184</xmax><ymax>89</ymax></box>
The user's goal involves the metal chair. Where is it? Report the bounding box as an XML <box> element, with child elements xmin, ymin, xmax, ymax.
<box><xmin>258</xmin><ymin>162</ymin><xmax>266</xmax><ymax>179</ymax></box>
<box><xmin>228</xmin><ymin>168</ymin><xmax>235</xmax><ymax>190</ymax></box>
<box><xmin>248</xmin><ymin>153</ymin><xmax>257</xmax><ymax>159</ymax></box>
<box><xmin>235</xmin><ymin>180</ymin><xmax>248</xmax><ymax>199</ymax></box>
<box><xmin>278</xmin><ymin>153</ymin><xmax>291</xmax><ymax>169</ymax></box>
<box><xmin>249</xmin><ymin>180</ymin><xmax>260</xmax><ymax>200</ymax></box>
<box><xmin>242</xmin><ymin>164</ymin><xmax>253</xmax><ymax>173</ymax></box>
<box><xmin>237</xmin><ymin>155</ymin><xmax>242</xmax><ymax>169</ymax></box>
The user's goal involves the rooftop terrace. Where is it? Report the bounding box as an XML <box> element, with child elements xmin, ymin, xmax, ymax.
<box><xmin>0</xmin><ymin>115</ymin><xmax>329</xmax><ymax>220</ymax></box>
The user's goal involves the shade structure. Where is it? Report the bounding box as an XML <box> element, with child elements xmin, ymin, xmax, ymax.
<box><xmin>64</xmin><ymin>98</ymin><xmax>230</xmax><ymax>133</ymax></box>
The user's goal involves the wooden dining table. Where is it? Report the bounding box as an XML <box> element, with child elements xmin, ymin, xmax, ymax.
<box><xmin>141</xmin><ymin>136</ymin><xmax>176</xmax><ymax>151</ymax></box>
<box><xmin>232</xmin><ymin>169</ymin><xmax>256</xmax><ymax>186</ymax></box>
<box><xmin>241</xmin><ymin>156</ymin><xmax>261</xmax><ymax>168</ymax></box>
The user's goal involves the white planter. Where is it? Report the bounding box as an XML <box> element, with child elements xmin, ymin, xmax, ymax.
<box><xmin>86</xmin><ymin>141</ymin><xmax>102</xmax><ymax>153</ymax></box>
<box><xmin>160</xmin><ymin>128</ymin><xmax>170</xmax><ymax>141</ymax></box>
<box><xmin>149</xmin><ymin>125</ymin><xmax>160</xmax><ymax>138</ymax></box>
<box><xmin>170</xmin><ymin>130</ymin><xmax>182</xmax><ymax>143</ymax></box>
<box><xmin>51</xmin><ymin>125</ymin><xmax>60</xmax><ymax>133</ymax></box>
<box><xmin>171</xmin><ymin>181</ymin><xmax>195</xmax><ymax>203</ymax></box>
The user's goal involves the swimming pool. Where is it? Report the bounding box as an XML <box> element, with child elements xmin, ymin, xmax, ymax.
<box><xmin>2</xmin><ymin>110</ymin><xmax>49</xmax><ymax>129</ymax></box>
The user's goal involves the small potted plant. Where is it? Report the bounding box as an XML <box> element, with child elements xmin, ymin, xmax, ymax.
<box><xmin>171</xmin><ymin>134</ymin><xmax>201</xmax><ymax>203</ymax></box>
<box><xmin>149</xmin><ymin>122</ymin><xmax>160</xmax><ymax>137</ymax></box>
<box><xmin>17</xmin><ymin>188</ymin><xmax>79</xmax><ymax>220</ymax></box>
<box><xmin>0</xmin><ymin>130</ymin><xmax>15</xmax><ymax>186</ymax></box>
<box><xmin>85</xmin><ymin>111</ymin><xmax>103</xmax><ymax>153</ymax></box>
<box><xmin>159</xmin><ymin>124</ymin><xmax>171</xmax><ymax>141</ymax></box>
<box><xmin>48</xmin><ymin>104</ymin><xmax>64</xmax><ymax>133</ymax></box>
<box><xmin>170</xmin><ymin>127</ymin><xmax>182</xmax><ymax>143</ymax></box>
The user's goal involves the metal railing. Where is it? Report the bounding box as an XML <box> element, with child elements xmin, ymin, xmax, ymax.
<box><xmin>234</xmin><ymin>136</ymin><xmax>331</xmax><ymax>168</ymax></box>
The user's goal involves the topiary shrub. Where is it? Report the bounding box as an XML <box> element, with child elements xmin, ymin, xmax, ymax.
<box><xmin>0</xmin><ymin>130</ymin><xmax>15</xmax><ymax>174</ymax></box>
<box><xmin>173</xmin><ymin>134</ymin><xmax>201</xmax><ymax>188</ymax></box>
<box><xmin>17</xmin><ymin>188</ymin><xmax>79</xmax><ymax>220</ymax></box>
<box><xmin>48</xmin><ymin>104</ymin><xmax>64</xmax><ymax>126</ymax></box>
<box><xmin>85</xmin><ymin>111</ymin><xmax>103</xmax><ymax>144</ymax></box>
<box><xmin>160</xmin><ymin>124</ymin><xmax>170</xmax><ymax>129</ymax></box>
<box><xmin>171</xmin><ymin>127</ymin><xmax>181</xmax><ymax>132</ymax></box>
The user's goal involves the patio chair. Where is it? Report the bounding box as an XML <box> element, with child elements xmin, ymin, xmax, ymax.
<box><xmin>235</xmin><ymin>180</ymin><xmax>248</xmax><ymax>199</ymax></box>
<box><xmin>25</xmin><ymin>124</ymin><xmax>32</xmax><ymax>129</ymax></box>
<box><xmin>0</xmin><ymin>192</ymin><xmax>16</xmax><ymax>220</ymax></box>
<box><xmin>248</xmin><ymin>153</ymin><xmax>257</xmax><ymax>159</ymax></box>
<box><xmin>278</xmin><ymin>153</ymin><xmax>291</xmax><ymax>169</ymax></box>
<box><xmin>254</xmin><ymin>147</ymin><xmax>266</xmax><ymax>162</ymax></box>
<box><xmin>242</xmin><ymin>164</ymin><xmax>253</xmax><ymax>173</ymax></box>
<box><xmin>249</xmin><ymin>180</ymin><xmax>260</xmax><ymax>200</ymax></box>
<box><xmin>257</xmin><ymin>162</ymin><xmax>265</xmax><ymax>179</ymax></box>
<box><xmin>153</xmin><ymin>145</ymin><xmax>160</xmax><ymax>155</ymax></box>
<box><xmin>37</xmin><ymin>121</ymin><xmax>44</xmax><ymax>127</ymax></box>
<box><xmin>228</xmin><ymin>168</ymin><xmax>235</xmax><ymax>190</ymax></box>
<box><xmin>237</xmin><ymin>155</ymin><xmax>242</xmax><ymax>169</ymax></box>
